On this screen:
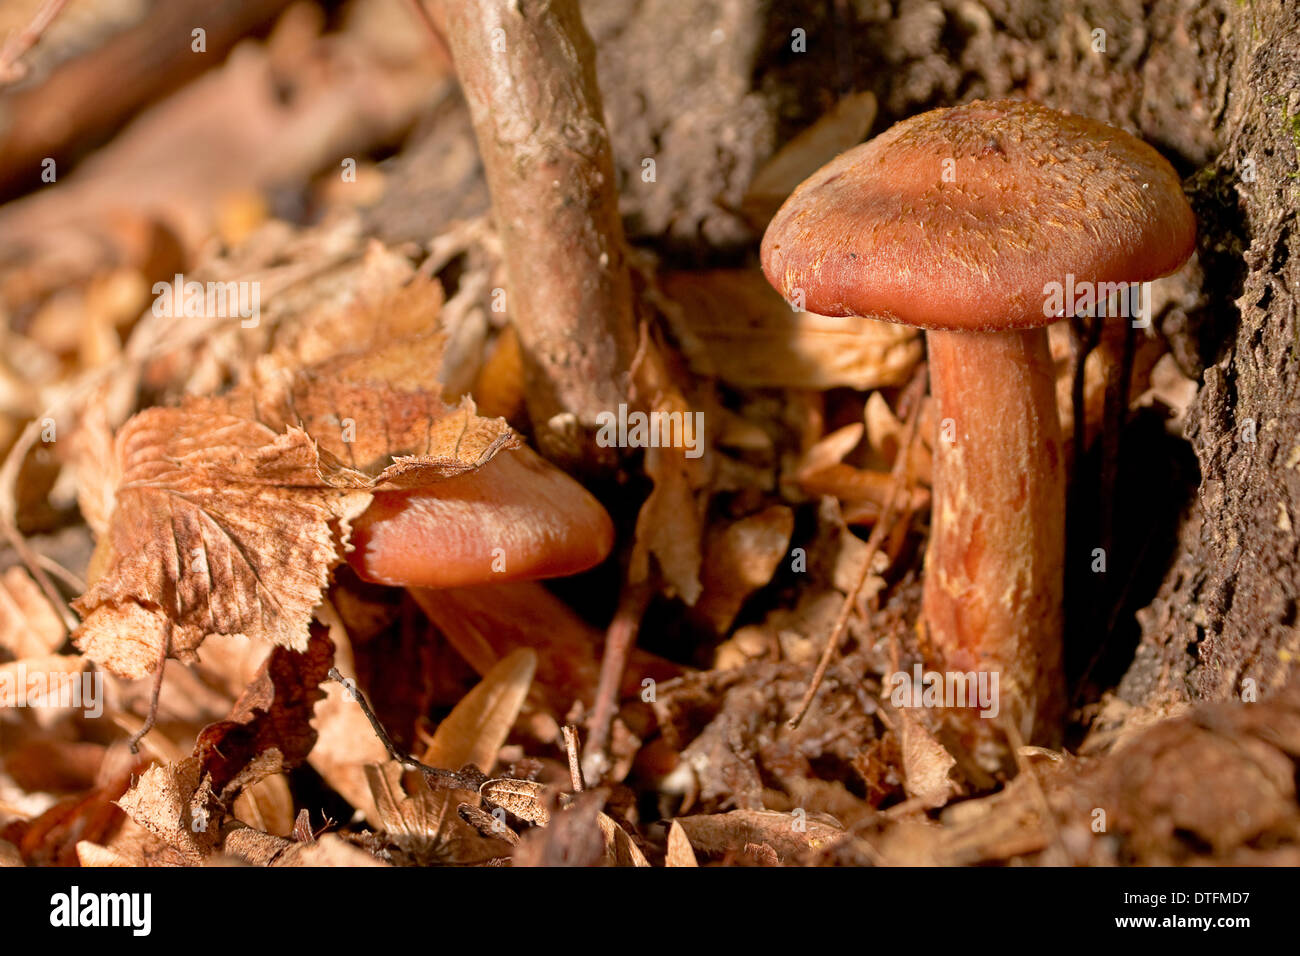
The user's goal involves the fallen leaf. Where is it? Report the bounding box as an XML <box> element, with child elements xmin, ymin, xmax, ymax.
<box><xmin>695</xmin><ymin>505</ymin><xmax>795</xmax><ymax>633</ymax></box>
<box><xmin>0</xmin><ymin>565</ymin><xmax>66</xmax><ymax>659</ymax></box>
<box><xmin>741</xmin><ymin>92</ymin><xmax>878</xmax><ymax>228</ymax></box>
<box><xmin>362</xmin><ymin>647</ymin><xmax>536</xmax><ymax>863</ymax></box>
<box><xmin>72</xmin><ymin>406</ymin><xmax>368</xmax><ymax>679</ymax></box>
<box><xmin>192</xmin><ymin>623</ymin><xmax>334</xmax><ymax>801</ymax></box>
<box><xmin>675</xmin><ymin>808</ymin><xmax>845</xmax><ymax>862</ymax></box>
<box><xmin>665</xmin><ymin>820</ymin><xmax>699</xmax><ymax>867</ymax></box>
<box><xmin>115</xmin><ymin>759</ymin><xmax>211</xmax><ymax>866</ymax></box>
<box><xmin>898</xmin><ymin>708</ymin><xmax>957</xmax><ymax>809</ymax></box>
<box><xmin>661</xmin><ymin>270</ymin><xmax>919</xmax><ymax>391</ymax></box>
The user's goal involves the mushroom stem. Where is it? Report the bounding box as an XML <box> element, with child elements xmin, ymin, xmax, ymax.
<box><xmin>921</xmin><ymin>328</ymin><xmax>1065</xmax><ymax>746</ymax></box>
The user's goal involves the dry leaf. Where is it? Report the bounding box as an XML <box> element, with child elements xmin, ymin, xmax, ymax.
<box><xmin>695</xmin><ymin>505</ymin><xmax>795</xmax><ymax>633</ymax></box>
<box><xmin>742</xmin><ymin>91</ymin><xmax>878</xmax><ymax>227</ymax></box>
<box><xmin>192</xmin><ymin>624</ymin><xmax>334</xmax><ymax>802</ymax></box>
<box><xmin>898</xmin><ymin>709</ymin><xmax>957</xmax><ymax>809</ymax></box>
<box><xmin>73</xmin><ymin>303</ymin><xmax>518</xmax><ymax>678</ymax></box>
<box><xmin>0</xmin><ymin>565</ymin><xmax>66</xmax><ymax>659</ymax></box>
<box><xmin>665</xmin><ymin>820</ymin><xmax>699</xmax><ymax>867</ymax></box>
<box><xmin>412</xmin><ymin>582</ymin><xmax>680</xmax><ymax>716</ymax></box>
<box><xmin>361</xmin><ymin>648</ymin><xmax>536</xmax><ymax>863</ymax></box>
<box><xmin>115</xmin><ymin>759</ymin><xmax>211</xmax><ymax>866</ymax></box>
<box><xmin>675</xmin><ymin>808</ymin><xmax>845</xmax><ymax>862</ymax></box>
<box><xmin>595</xmin><ymin>811</ymin><xmax>651</xmax><ymax>867</ymax></box>
<box><xmin>661</xmin><ymin>270</ymin><xmax>920</xmax><ymax>391</ymax></box>
<box><xmin>481</xmin><ymin>778</ymin><xmax>551</xmax><ymax>826</ymax></box>
<box><xmin>72</xmin><ymin>406</ymin><xmax>369</xmax><ymax>679</ymax></box>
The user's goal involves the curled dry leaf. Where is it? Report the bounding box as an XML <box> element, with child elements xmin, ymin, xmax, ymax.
<box><xmin>595</xmin><ymin>810</ymin><xmax>651</xmax><ymax>867</ymax></box>
<box><xmin>0</xmin><ymin>564</ymin><xmax>66</xmax><ymax>659</ymax></box>
<box><xmin>0</xmin><ymin>655</ymin><xmax>88</xmax><ymax>709</ymax></box>
<box><xmin>113</xmin><ymin>625</ymin><xmax>333</xmax><ymax>865</ymax></box>
<box><xmin>72</xmin><ymin>294</ymin><xmax>518</xmax><ymax>678</ymax></box>
<box><xmin>741</xmin><ymin>91</ymin><xmax>878</xmax><ymax>228</ymax></box>
<box><xmin>115</xmin><ymin>759</ymin><xmax>212</xmax><ymax>867</ymax></box>
<box><xmin>192</xmin><ymin>623</ymin><xmax>334</xmax><ymax>802</ymax></box>
<box><xmin>629</xmin><ymin>330</ymin><xmax>711</xmax><ymax>605</ymax></box>
<box><xmin>674</xmin><ymin>808</ymin><xmax>845</xmax><ymax>863</ymax></box>
<box><xmin>897</xmin><ymin>708</ymin><xmax>957</xmax><ymax>809</ymax></box>
<box><xmin>221</xmin><ymin>828</ymin><xmax>388</xmax><ymax>867</ymax></box>
<box><xmin>694</xmin><ymin>505</ymin><xmax>795</xmax><ymax>633</ymax></box>
<box><xmin>72</xmin><ymin>406</ymin><xmax>369</xmax><ymax>679</ymax></box>
<box><xmin>481</xmin><ymin>777</ymin><xmax>552</xmax><ymax>826</ymax></box>
<box><xmin>664</xmin><ymin>820</ymin><xmax>699</xmax><ymax>867</ymax></box>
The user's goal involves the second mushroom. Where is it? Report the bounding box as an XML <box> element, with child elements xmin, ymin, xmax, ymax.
<box><xmin>761</xmin><ymin>100</ymin><xmax>1195</xmax><ymax>748</ymax></box>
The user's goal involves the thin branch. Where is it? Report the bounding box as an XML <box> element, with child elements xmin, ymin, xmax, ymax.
<box><xmin>562</xmin><ymin>724</ymin><xmax>585</xmax><ymax>792</ymax></box>
<box><xmin>126</xmin><ymin>629</ymin><xmax>171</xmax><ymax>754</ymax></box>
<box><xmin>582</xmin><ymin>576</ymin><xmax>653</xmax><ymax>783</ymax></box>
<box><xmin>326</xmin><ymin>668</ymin><xmax>482</xmax><ymax>792</ymax></box>
<box><xmin>436</xmin><ymin>0</ymin><xmax>637</xmax><ymax>465</ymax></box>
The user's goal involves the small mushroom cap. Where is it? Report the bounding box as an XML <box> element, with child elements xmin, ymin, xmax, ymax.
<box><xmin>761</xmin><ymin>99</ymin><xmax>1196</xmax><ymax>332</ymax></box>
<box><xmin>347</xmin><ymin>444</ymin><xmax>614</xmax><ymax>589</ymax></box>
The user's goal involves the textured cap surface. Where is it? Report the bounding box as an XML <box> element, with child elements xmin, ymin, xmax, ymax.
<box><xmin>761</xmin><ymin>100</ymin><xmax>1196</xmax><ymax>331</ymax></box>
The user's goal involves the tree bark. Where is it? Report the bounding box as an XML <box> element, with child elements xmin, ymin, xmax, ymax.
<box><xmin>1117</xmin><ymin>0</ymin><xmax>1300</xmax><ymax>713</ymax></box>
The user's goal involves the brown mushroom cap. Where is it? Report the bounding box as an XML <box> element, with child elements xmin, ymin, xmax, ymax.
<box><xmin>346</xmin><ymin>443</ymin><xmax>614</xmax><ymax>589</ymax></box>
<box><xmin>761</xmin><ymin>99</ymin><xmax>1196</xmax><ymax>331</ymax></box>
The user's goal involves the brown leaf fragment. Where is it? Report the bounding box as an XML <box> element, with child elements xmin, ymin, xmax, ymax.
<box><xmin>72</xmin><ymin>404</ymin><xmax>370</xmax><ymax>679</ymax></box>
<box><xmin>370</xmin><ymin>398</ymin><xmax>519</xmax><ymax>489</ymax></box>
<box><xmin>193</xmin><ymin>623</ymin><xmax>334</xmax><ymax>801</ymax></box>
<box><xmin>279</xmin><ymin>833</ymin><xmax>388</xmax><ymax>867</ymax></box>
<box><xmin>481</xmin><ymin>777</ymin><xmax>552</xmax><ymax>826</ymax></box>
<box><xmin>115</xmin><ymin>758</ymin><xmax>212</xmax><ymax>866</ymax></box>
<box><xmin>0</xmin><ymin>565</ymin><xmax>66</xmax><ymax>658</ymax></box>
<box><xmin>595</xmin><ymin>812</ymin><xmax>650</xmax><ymax>867</ymax></box>
<box><xmin>221</xmin><ymin>828</ymin><xmax>389</xmax><ymax>867</ymax></box>
<box><xmin>741</xmin><ymin>92</ymin><xmax>878</xmax><ymax>228</ymax></box>
<box><xmin>664</xmin><ymin>821</ymin><xmax>699</xmax><ymax>867</ymax></box>
<box><xmin>219</xmin><ymin>826</ymin><xmax>289</xmax><ymax>867</ymax></box>
<box><xmin>362</xmin><ymin>648</ymin><xmax>536</xmax><ymax>863</ymax></box>
<box><xmin>511</xmin><ymin>792</ymin><xmax>606</xmax><ymax>867</ymax></box>
<box><xmin>898</xmin><ymin>708</ymin><xmax>957</xmax><ymax>809</ymax></box>
<box><xmin>674</xmin><ymin>809</ymin><xmax>845</xmax><ymax>863</ymax></box>
<box><xmin>695</xmin><ymin>505</ymin><xmax>795</xmax><ymax>633</ymax></box>
<box><xmin>661</xmin><ymin>270</ymin><xmax>919</xmax><ymax>391</ymax></box>
<box><xmin>458</xmin><ymin>804</ymin><xmax>520</xmax><ymax>846</ymax></box>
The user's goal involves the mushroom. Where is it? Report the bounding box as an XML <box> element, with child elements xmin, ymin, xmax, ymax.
<box><xmin>348</xmin><ymin>442</ymin><xmax>613</xmax><ymax>590</ymax></box>
<box><xmin>761</xmin><ymin>100</ymin><xmax>1195</xmax><ymax>746</ymax></box>
<box><xmin>345</xmin><ymin>442</ymin><xmax>638</xmax><ymax>712</ymax></box>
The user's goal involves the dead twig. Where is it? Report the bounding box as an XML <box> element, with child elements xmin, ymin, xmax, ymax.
<box><xmin>436</xmin><ymin>0</ymin><xmax>637</xmax><ymax>466</ymax></box>
<box><xmin>583</xmin><ymin>576</ymin><xmax>654</xmax><ymax>783</ymax></box>
<box><xmin>562</xmin><ymin>724</ymin><xmax>586</xmax><ymax>792</ymax></box>
<box><xmin>326</xmin><ymin>668</ymin><xmax>484</xmax><ymax>792</ymax></box>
